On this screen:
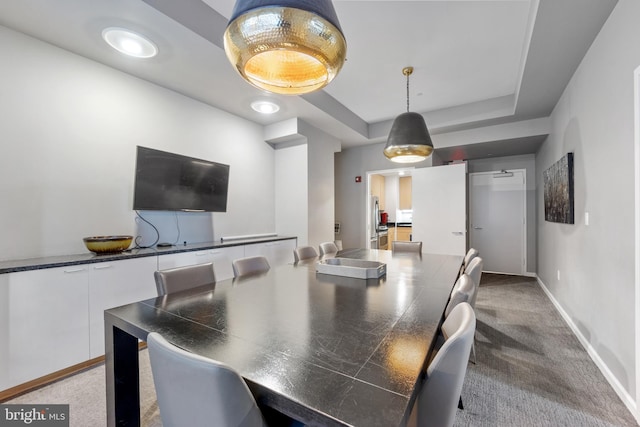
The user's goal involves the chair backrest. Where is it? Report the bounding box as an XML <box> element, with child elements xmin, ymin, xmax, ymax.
<box><xmin>154</xmin><ymin>263</ymin><xmax>215</xmax><ymax>296</ymax></box>
<box><xmin>293</xmin><ymin>246</ymin><xmax>318</xmax><ymax>262</ymax></box>
<box><xmin>318</xmin><ymin>241</ymin><xmax>338</xmax><ymax>256</ymax></box>
<box><xmin>444</xmin><ymin>274</ymin><xmax>475</xmax><ymax>317</ymax></box>
<box><xmin>463</xmin><ymin>248</ymin><xmax>479</xmax><ymax>268</ymax></box>
<box><xmin>147</xmin><ymin>332</ymin><xmax>267</xmax><ymax>427</ymax></box>
<box><xmin>392</xmin><ymin>241</ymin><xmax>423</xmax><ymax>253</ymax></box>
<box><xmin>232</xmin><ymin>256</ymin><xmax>270</xmax><ymax>277</ymax></box>
<box><xmin>465</xmin><ymin>256</ymin><xmax>484</xmax><ymax>307</ymax></box>
<box><xmin>416</xmin><ymin>303</ymin><xmax>476</xmax><ymax>427</ymax></box>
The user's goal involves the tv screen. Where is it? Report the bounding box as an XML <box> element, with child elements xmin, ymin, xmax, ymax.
<box><xmin>133</xmin><ymin>146</ymin><xmax>230</xmax><ymax>212</ymax></box>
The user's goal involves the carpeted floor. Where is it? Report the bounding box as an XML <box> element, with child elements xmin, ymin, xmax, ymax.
<box><xmin>5</xmin><ymin>273</ymin><xmax>638</xmax><ymax>426</ymax></box>
<box><xmin>454</xmin><ymin>273</ymin><xmax>637</xmax><ymax>427</ymax></box>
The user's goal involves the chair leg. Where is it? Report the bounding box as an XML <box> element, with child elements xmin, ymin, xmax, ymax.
<box><xmin>458</xmin><ymin>396</ymin><xmax>464</xmax><ymax>410</ymax></box>
<box><xmin>470</xmin><ymin>341</ymin><xmax>477</xmax><ymax>364</ymax></box>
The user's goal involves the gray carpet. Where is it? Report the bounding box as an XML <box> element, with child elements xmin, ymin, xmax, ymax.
<box><xmin>5</xmin><ymin>274</ymin><xmax>637</xmax><ymax>426</ymax></box>
<box><xmin>454</xmin><ymin>273</ymin><xmax>637</xmax><ymax>427</ymax></box>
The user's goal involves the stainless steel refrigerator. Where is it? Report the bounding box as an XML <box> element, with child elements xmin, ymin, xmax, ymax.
<box><xmin>370</xmin><ymin>196</ymin><xmax>379</xmax><ymax>248</ymax></box>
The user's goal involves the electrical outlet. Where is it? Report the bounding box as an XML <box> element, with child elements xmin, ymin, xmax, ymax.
<box><xmin>557</xmin><ymin>270</ymin><xmax>560</xmax><ymax>281</ymax></box>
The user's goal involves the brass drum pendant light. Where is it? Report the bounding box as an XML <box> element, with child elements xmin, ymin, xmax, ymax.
<box><xmin>383</xmin><ymin>67</ymin><xmax>434</xmax><ymax>163</ymax></box>
<box><xmin>224</xmin><ymin>0</ymin><xmax>347</xmax><ymax>95</ymax></box>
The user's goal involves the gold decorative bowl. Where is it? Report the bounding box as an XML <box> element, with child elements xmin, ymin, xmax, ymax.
<box><xmin>83</xmin><ymin>235</ymin><xmax>133</xmax><ymax>254</ymax></box>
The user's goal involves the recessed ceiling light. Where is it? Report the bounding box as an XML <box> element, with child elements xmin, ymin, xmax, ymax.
<box><xmin>102</xmin><ymin>27</ymin><xmax>158</xmax><ymax>58</ymax></box>
<box><xmin>250</xmin><ymin>100</ymin><xmax>280</xmax><ymax>114</ymax></box>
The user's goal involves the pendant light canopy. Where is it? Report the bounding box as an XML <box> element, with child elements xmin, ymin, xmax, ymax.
<box><xmin>224</xmin><ymin>0</ymin><xmax>347</xmax><ymax>95</ymax></box>
<box><xmin>383</xmin><ymin>67</ymin><xmax>434</xmax><ymax>163</ymax></box>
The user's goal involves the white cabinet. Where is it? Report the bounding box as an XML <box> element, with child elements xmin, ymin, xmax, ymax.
<box><xmin>244</xmin><ymin>239</ymin><xmax>297</xmax><ymax>267</ymax></box>
<box><xmin>158</xmin><ymin>246</ymin><xmax>245</xmax><ymax>282</ymax></box>
<box><xmin>88</xmin><ymin>257</ymin><xmax>158</xmax><ymax>358</ymax></box>
<box><xmin>0</xmin><ymin>266</ymin><xmax>90</xmax><ymax>390</ymax></box>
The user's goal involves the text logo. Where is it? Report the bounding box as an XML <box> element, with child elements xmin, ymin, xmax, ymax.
<box><xmin>0</xmin><ymin>405</ymin><xmax>69</xmax><ymax>426</ymax></box>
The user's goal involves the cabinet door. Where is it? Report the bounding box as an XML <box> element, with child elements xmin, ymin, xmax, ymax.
<box><xmin>208</xmin><ymin>247</ymin><xmax>245</xmax><ymax>281</ymax></box>
<box><xmin>88</xmin><ymin>257</ymin><xmax>158</xmax><ymax>358</ymax></box>
<box><xmin>244</xmin><ymin>239</ymin><xmax>297</xmax><ymax>267</ymax></box>
<box><xmin>157</xmin><ymin>246</ymin><xmax>244</xmax><ymax>282</ymax></box>
<box><xmin>0</xmin><ymin>267</ymin><xmax>90</xmax><ymax>390</ymax></box>
<box><xmin>399</xmin><ymin>176</ymin><xmax>412</xmax><ymax>210</ymax></box>
<box><xmin>371</xmin><ymin>174</ymin><xmax>386</xmax><ymax>210</ymax></box>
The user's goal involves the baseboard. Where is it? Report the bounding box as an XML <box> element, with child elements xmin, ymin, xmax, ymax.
<box><xmin>482</xmin><ymin>270</ymin><xmax>537</xmax><ymax>278</ymax></box>
<box><xmin>536</xmin><ymin>276</ymin><xmax>638</xmax><ymax>422</ymax></box>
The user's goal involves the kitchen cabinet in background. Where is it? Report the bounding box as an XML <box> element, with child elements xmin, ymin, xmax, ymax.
<box><xmin>396</xmin><ymin>227</ymin><xmax>412</xmax><ymax>242</ymax></box>
<box><xmin>399</xmin><ymin>176</ymin><xmax>412</xmax><ymax>210</ymax></box>
<box><xmin>371</xmin><ymin>174</ymin><xmax>386</xmax><ymax>210</ymax></box>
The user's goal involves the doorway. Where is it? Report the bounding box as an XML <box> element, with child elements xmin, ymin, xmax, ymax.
<box><xmin>469</xmin><ymin>169</ymin><xmax>526</xmax><ymax>274</ymax></box>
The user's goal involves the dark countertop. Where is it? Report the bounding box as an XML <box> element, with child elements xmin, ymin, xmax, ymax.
<box><xmin>105</xmin><ymin>249</ymin><xmax>463</xmax><ymax>427</ymax></box>
<box><xmin>0</xmin><ymin>235</ymin><xmax>296</xmax><ymax>274</ymax></box>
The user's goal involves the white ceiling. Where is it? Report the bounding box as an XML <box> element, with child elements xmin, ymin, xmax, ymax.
<box><xmin>0</xmin><ymin>0</ymin><xmax>618</xmax><ymax>161</ymax></box>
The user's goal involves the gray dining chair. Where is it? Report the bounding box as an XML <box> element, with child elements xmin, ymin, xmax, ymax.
<box><xmin>334</xmin><ymin>240</ymin><xmax>343</xmax><ymax>250</ymax></box>
<box><xmin>147</xmin><ymin>332</ymin><xmax>267</xmax><ymax>427</ymax></box>
<box><xmin>413</xmin><ymin>302</ymin><xmax>476</xmax><ymax>427</ymax></box>
<box><xmin>318</xmin><ymin>242</ymin><xmax>338</xmax><ymax>257</ymax></box>
<box><xmin>154</xmin><ymin>263</ymin><xmax>216</xmax><ymax>296</ymax></box>
<box><xmin>232</xmin><ymin>256</ymin><xmax>270</xmax><ymax>277</ymax></box>
<box><xmin>463</xmin><ymin>248</ymin><xmax>479</xmax><ymax>268</ymax></box>
<box><xmin>444</xmin><ymin>274</ymin><xmax>475</xmax><ymax>318</ymax></box>
<box><xmin>465</xmin><ymin>256</ymin><xmax>484</xmax><ymax>307</ymax></box>
<box><xmin>392</xmin><ymin>241</ymin><xmax>422</xmax><ymax>253</ymax></box>
<box><xmin>460</xmin><ymin>248</ymin><xmax>479</xmax><ymax>275</ymax></box>
<box><xmin>464</xmin><ymin>256</ymin><xmax>483</xmax><ymax>363</ymax></box>
<box><xmin>293</xmin><ymin>246</ymin><xmax>318</xmax><ymax>262</ymax></box>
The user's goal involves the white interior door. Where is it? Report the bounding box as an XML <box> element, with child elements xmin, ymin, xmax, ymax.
<box><xmin>412</xmin><ymin>163</ymin><xmax>467</xmax><ymax>256</ymax></box>
<box><xmin>469</xmin><ymin>170</ymin><xmax>526</xmax><ymax>274</ymax></box>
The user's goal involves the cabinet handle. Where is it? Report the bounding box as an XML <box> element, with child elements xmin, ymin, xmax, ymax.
<box><xmin>209</xmin><ymin>250</ymin><xmax>221</xmax><ymax>254</ymax></box>
<box><xmin>451</xmin><ymin>231</ymin><xmax>464</xmax><ymax>236</ymax></box>
<box><xmin>93</xmin><ymin>264</ymin><xmax>113</xmax><ymax>270</ymax></box>
<box><xmin>63</xmin><ymin>267</ymin><xmax>86</xmax><ymax>274</ymax></box>
<box><xmin>473</xmin><ymin>227</ymin><xmax>483</xmax><ymax>230</ymax></box>
<box><xmin>195</xmin><ymin>252</ymin><xmax>208</xmax><ymax>257</ymax></box>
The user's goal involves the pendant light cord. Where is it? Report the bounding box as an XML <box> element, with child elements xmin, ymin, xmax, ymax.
<box><xmin>406</xmin><ymin>72</ymin><xmax>410</xmax><ymax>113</ymax></box>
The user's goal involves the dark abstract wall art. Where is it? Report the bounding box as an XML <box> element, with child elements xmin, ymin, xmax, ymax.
<box><xmin>543</xmin><ymin>152</ymin><xmax>574</xmax><ymax>224</ymax></box>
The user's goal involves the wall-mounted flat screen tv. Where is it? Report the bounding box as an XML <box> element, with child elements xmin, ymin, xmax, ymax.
<box><xmin>133</xmin><ymin>146</ymin><xmax>230</xmax><ymax>212</ymax></box>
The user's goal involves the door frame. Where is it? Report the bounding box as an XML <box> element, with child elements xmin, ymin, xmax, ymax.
<box><xmin>633</xmin><ymin>64</ymin><xmax>640</xmax><ymax>422</ymax></box>
<box><xmin>365</xmin><ymin>168</ymin><xmax>415</xmax><ymax>249</ymax></box>
<box><xmin>468</xmin><ymin>169</ymin><xmax>527</xmax><ymax>275</ymax></box>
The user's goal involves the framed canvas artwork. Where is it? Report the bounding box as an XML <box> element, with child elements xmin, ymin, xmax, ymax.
<box><xmin>543</xmin><ymin>152</ymin><xmax>574</xmax><ymax>224</ymax></box>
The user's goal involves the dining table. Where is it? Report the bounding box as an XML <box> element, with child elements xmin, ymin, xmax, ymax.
<box><xmin>105</xmin><ymin>248</ymin><xmax>463</xmax><ymax>427</ymax></box>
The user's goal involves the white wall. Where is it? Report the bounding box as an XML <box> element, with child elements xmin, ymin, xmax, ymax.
<box><xmin>537</xmin><ymin>0</ymin><xmax>639</xmax><ymax>408</ymax></box>
<box><xmin>301</xmin><ymin>121</ymin><xmax>341</xmax><ymax>250</ymax></box>
<box><xmin>335</xmin><ymin>142</ymin><xmax>436</xmax><ymax>248</ymax></box>
<box><xmin>275</xmin><ymin>142</ymin><xmax>308</xmax><ymax>245</ymax></box>
<box><xmin>468</xmin><ymin>154</ymin><xmax>536</xmax><ymax>272</ymax></box>
<box><xmin>0</xmin><ymin>26</ymin><xmax>276</xmax><ymax>261</ymax></box>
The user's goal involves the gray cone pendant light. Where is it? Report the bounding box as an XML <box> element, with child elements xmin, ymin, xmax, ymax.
<box><xmin>383</xmin><ymin>67</ymin><xmax>434</xmax><ymax>163</ymax></box>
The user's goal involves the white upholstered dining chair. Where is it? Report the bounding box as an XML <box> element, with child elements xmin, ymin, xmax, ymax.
<box><xmin>412</xmin><ymin>302</ymin><xmax>476</xmax><ymax>427</ymax></box>
<box><xmin>318</xmin><ymin>242</ymin><xmax>338</xmax><ymax>257</ymax></box>
<box><xmin>147</xmin><ymin>332</ymin><xmax>267</xmax><ymax>427</ymax></box>
<box><xmin>232</xmin><ymin>256</ymin><xmax>270</xmax><ymax>277</ymax></box>
<box><xmin>392</xmin><ymin>241</ymin><xmax>423</xmax><ymax>253</ymax></box>
<box><xmin>293</xmin><ymin>246</ymin><xmax>318</xmax><ymax>262</ymax></box>
<box><xmin>154</xmin><ymin>263</ymin><xmax>216</xmax><ymax>296</ymax></box>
